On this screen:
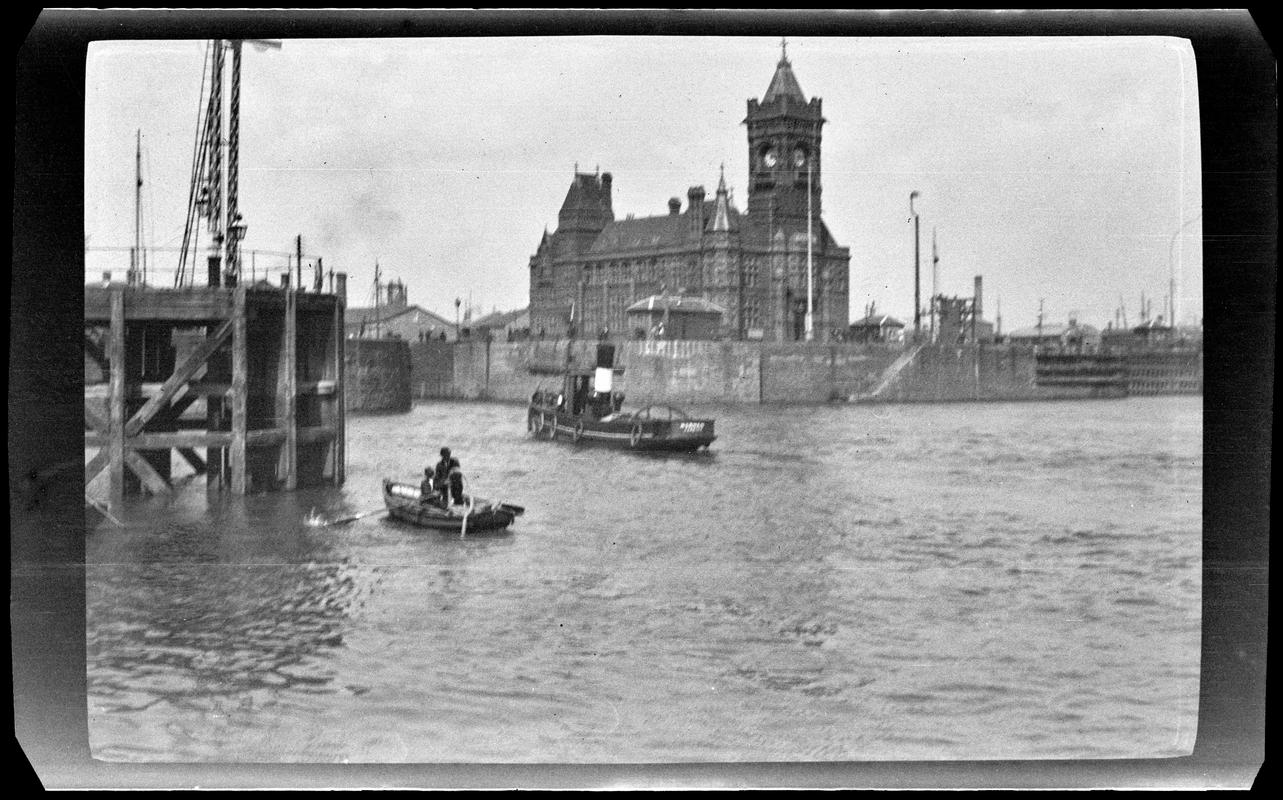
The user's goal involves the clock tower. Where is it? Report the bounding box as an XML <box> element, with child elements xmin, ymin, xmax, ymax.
<box><xmin>745</xmin><ymin>41</ymin><xmax>824</xmax><ymax>234</ymax></box>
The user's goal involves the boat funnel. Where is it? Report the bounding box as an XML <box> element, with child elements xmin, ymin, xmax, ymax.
<box><xmin>594</xmin><ymin>367</ymin><xmax>613</xmax><ymax>393</ymax></box>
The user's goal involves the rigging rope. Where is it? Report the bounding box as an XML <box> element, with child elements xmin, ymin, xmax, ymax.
<box><xmin>176</xmin><ymin>41</ymin><xmax>212</xmax><ymax>288</ymax></box>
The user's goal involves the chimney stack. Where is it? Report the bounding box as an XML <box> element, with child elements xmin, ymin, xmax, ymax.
<box><xmin>973</xmin><ymin>275</ymin><xmax>983</xmax><ymax>319</ymax></box>
<box><xmin>687</xmin><ymin>185</ymin><xmax>706</xmax><ymax>236</ymax></box>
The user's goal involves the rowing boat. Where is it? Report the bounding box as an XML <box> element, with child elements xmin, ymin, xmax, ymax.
<box><xmin>382</xmin><ymin>479</ymin><xmax>524</xmax><ymax>534</ymax></box>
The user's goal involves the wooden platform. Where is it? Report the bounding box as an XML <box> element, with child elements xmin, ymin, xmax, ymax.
<box><xmin>84</xmin><ymin>277</ymin><xmax>347</xmax><ymax>504</ymax></box>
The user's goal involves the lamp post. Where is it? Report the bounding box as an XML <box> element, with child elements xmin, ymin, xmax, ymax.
<box><xmin>910</xmin><ymin>191</ymin><xmax>921</xmax><ymax>340</ymax></box>
<box><xmin>804</xmin><ymin>153</ymin><xmax>814</xmax><ymax>341</ymax></box>
<box><xmin>226</xmin><ymin>213</ymin><xmax>246</xmax><ymax>287</ymax></box>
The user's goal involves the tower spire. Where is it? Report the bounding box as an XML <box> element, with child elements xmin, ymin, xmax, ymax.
<box><xmin>780</xmin><ymin>37</ymin><xmax>788</xmax><ymax>64</ymax></box>
<box><xmin>712</xmin><ymin>163</ymin><xmax>732</xmax><ymax>232</ymax></box>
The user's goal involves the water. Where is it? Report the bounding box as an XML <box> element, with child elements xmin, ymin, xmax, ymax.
<box><xmin>86</xmin><ymin>397</ymin><xmax>1201</xmax><ymax>763</ymax></box>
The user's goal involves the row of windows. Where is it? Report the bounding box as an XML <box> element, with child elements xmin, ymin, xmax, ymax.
<box><xmin>580</xmin><ymin>258</ymin><xmax>701</xmax><ymax>289</ymax></box>
<box><xmin>563</xmin><ymin>259</ymin><xmax>845</xmax><ymax>290</ymax></box>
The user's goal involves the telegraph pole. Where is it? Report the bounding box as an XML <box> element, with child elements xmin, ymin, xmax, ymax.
<box><xmin>931</xmin><ymin>227</ymin><xmax>939</xmax><ymax>343</ymax></box>
<box><xmin>910</xmin><ymin>191</ymin><xmax>921</xmax><ymax>339</ymax></box>
<box><xmin>130</xmin><ymin>129</ymin><xmax>142</xmax><ymax>286</ymax></box>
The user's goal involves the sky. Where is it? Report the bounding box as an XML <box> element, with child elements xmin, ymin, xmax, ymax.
<box><xmin>85</xmin><ymin>34</ymin><xmax>1203</xmax><ymax>330</ymax></box>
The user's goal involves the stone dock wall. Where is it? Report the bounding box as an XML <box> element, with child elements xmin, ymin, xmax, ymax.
<box><xmin>404</xmin><ymin>339</ymin><xmax>1143</xmax><ymax>405</ymax></box>
<box><xmin>345</xmin><ymin>338</ymin><xmax>412</xmax><ymax>413</ymax></box>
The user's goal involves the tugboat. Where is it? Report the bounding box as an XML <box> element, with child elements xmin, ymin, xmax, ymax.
<box><xmin>527</xmin><ymin>342</ymin><xmax>716</xmax><ymax>452</ymax></box>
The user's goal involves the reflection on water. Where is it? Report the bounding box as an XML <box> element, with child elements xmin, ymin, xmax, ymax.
<box><xmin>87</xmin><ymin>397</ymin><xmax>1201</xmax><ymax>763</ymax></box>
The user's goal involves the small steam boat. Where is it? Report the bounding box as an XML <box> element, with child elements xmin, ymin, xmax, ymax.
<box><xmin>527</xmin><ymin>342</ymin><xmax>716</xmax><ymax>453</ymax></box>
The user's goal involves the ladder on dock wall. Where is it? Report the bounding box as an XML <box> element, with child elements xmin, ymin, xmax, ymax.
<box><xmin>84</xmin><ymin>280</ymin><xmax>347</xmax><ymax>505</ymax></box>
<box><xmin>853</xmin><ymin>344</ymin><xmax>923</xmax><ymax>401</ymax></box>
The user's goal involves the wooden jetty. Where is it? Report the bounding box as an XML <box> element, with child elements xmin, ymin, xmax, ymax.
<box><xmin>84</xmin><ymin>275</ymin><xmax>347</xmax><ymax>502</ymax></box>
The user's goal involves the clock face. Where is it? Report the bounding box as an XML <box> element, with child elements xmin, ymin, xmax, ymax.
<box><xmin>793</xmin><ymin>148</ymin><xmax>807</xmax><ymax>167</ymax></box>
<box><xmin>763</xmin><ymin>149</ymin><xmax>778</xmax><ymax>168</ymax></box>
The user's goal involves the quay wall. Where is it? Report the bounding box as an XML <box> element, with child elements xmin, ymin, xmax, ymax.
<box><xmin>869</xmin><ymin>345</ymin><xmax>1037</xmax><ymax>403</ymax></box>
<box><xmin>345</xmin><ymin>338</ymin><xmax>412</xmax><ymax>413</ymax></box>
<box><xmin>407</xmin><ymin>339</ymin><xmax>1038</xmax><ymax>405</ymax></box>
<box><xmin>91</xmin><ymin>336</ymin><xmax>1202</xmax><ymax>410</ymax></box>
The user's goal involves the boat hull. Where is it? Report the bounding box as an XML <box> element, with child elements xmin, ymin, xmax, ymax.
<box><xmin>382</xmin><ymin>480</ymin><xmax>522</xmax><ymax>533</ymax></box>
<box><xmin>526</xmin><ymin>405</ymin><xmax>716</xmax><ymax>452</ymax></box>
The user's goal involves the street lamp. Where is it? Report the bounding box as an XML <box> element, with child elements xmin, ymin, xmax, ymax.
<box><xmin>226</xmin><ymin>213</ymin><xmax>246</xmax><ymax>286</ymax></box>
<box><xmin>910</xmin><ymin>191</ymin><xmax>921</xmax><ymax>339</ymax></box>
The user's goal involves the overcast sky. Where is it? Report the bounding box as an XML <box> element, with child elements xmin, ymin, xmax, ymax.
<box><xmin>85</xmin><ymin>34</ymin><xmax>1202</xmax><ymax>330</ymax></box>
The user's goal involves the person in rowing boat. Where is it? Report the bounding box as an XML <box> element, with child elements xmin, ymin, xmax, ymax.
<box><xmin>433</xmin><ymin>447</ymin><xmax>465</xmax><ymax>506</ymax></box>
<box><xmin>420</xmin><ymin>468</ymin><xmax>447</xmax><ymax>509</ymax></box>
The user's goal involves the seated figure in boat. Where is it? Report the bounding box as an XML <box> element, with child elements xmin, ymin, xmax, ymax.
<box><xmin>419</xmin><ymin>468</ymin><xmax>448</xmax><ymax>509</ymax></box>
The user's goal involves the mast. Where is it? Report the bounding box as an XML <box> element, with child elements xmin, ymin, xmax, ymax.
<box><xmin>225</xmin><ymin>40</ymin><xmax>242</xmax><ymax>285</ymax></box>
<box><xmin>207</xmin><ymin>40</ymin><xmax>225</xmax><ymax>285</ymax></box>
<box><xmin>910</xmin><ymin>191</ymin><xmax>921</xmax><ymax>340</ymax></box>
<box><xmin>931</xmin><ymin>228</ymin><xmax>939</xmax><ymax>343</ymax></box>
<box><xmin>373</xmin><ymin>261</ymin><xmax>382</xmax><ymax>339</ymax></box>
<box><xmin>131</xmin><ymin>129</ymin><xmax>142</xmax><ymax>286</ymax></box>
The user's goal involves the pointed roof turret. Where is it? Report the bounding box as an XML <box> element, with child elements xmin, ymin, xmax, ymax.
<box><xmin>711</xmin><ymin>164</ymin><xmax>732</xmax><ymax>232</ymax></box>
<box><xmin>762</xmin><ymin>38</ymin><xmax>807</xmax><ymax>104</ymax></box>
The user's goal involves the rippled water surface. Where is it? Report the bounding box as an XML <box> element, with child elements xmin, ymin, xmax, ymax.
<box><xmin>86</xmin><ymin>397</ymin><xmax>1201</xmax><ymax>762</ymax></box>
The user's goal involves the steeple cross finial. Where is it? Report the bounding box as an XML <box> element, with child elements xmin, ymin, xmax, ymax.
<box><xmin>780</xmin><ymin>37</ymin><xmax>788</xmax><ymax>63</ymax></box>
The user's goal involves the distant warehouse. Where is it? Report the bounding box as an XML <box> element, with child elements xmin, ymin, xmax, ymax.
<box><xmin>1004</xmin><ymin>319</ymin><xmax>1101</xmax><ymax>351</ymax></box>
<box><xmin>345</xmin><ymin>279</ymin><xmax>456</xmax><ymax>341</ymax></box>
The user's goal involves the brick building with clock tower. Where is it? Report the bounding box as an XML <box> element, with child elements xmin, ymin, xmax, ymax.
<box><xmin>529</xmin><ymin>46</ymin><xmax>851</xmax><ymax>342</ymax></box>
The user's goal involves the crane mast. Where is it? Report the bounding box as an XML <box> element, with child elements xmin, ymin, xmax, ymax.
<box><xmin>179</xmin><ymin>38</ymin><xmax>279</xmax><ymax>287</ymax></box>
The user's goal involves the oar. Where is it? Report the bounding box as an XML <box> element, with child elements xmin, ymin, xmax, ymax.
<box><xmin>86</xmin><ymin>495</ymin><xmax>123</xmax><ymax>526</ymax></box>
<box><xmin>460</xmin><ymin>496</ymin><xmax>474</xmax><ymax>539</ymax></box>
<box><xmin>320</xmin><ymin>507</ymin><xmax>385</xmax><ymax>527</ymax></box>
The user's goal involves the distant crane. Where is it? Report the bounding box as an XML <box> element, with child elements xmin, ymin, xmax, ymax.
<box><xmin>177</xmin><ymin>38</ymin><xmax>281</xmax><ymax>288</ymax></box>
<box><xmin>130</xmin><ymin>129</ymin><xmax>144</xmax><ymax>286</ymax></box>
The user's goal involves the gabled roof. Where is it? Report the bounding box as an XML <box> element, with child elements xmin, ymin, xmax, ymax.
<box><xmin>345</xmin><ymin>304</ymin><xmax>453</xmax><ymax>329</ymax></box>
<box><xmin>850</xmin><ymin>315</ymin><xmax>905</xmax><ymax>329</ymax></box>
<box><xmin>762</xmin><ymin>56</ymin><xmax>807</xmax><ymax>104</ymax></box>
<box><xmin>471</xmin><ymin>307</ymin><xmax>530</xmax><ymax>329</ymax></box>
<box><xmin>588</xmin><ymin>199</ymin><xmax>741</xmax><ymax>253</ymax></box>
<box><xmin>626</xmin><ymin>295</ymin><xmax>727</xmax><ymax>315</ymax></box>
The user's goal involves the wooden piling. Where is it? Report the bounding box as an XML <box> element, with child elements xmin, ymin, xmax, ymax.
<box><xmin>230</xmin><ymin>284</ymin><xmax>248</xmax><ymax>493</ymax></box>
<box><xmin>278</xmin><ymin>286</ymin><xmax>298</xmax><ymax>489</ymax></box>
<box><xmin>108</xmin><ymin>289</ymin><xmax>125</xmax><ymax>506</ymax></box>
<box><xmin>333</xmin><ymin>273</ymin><xmax>346</xmax><ymax>485</ymax></box>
